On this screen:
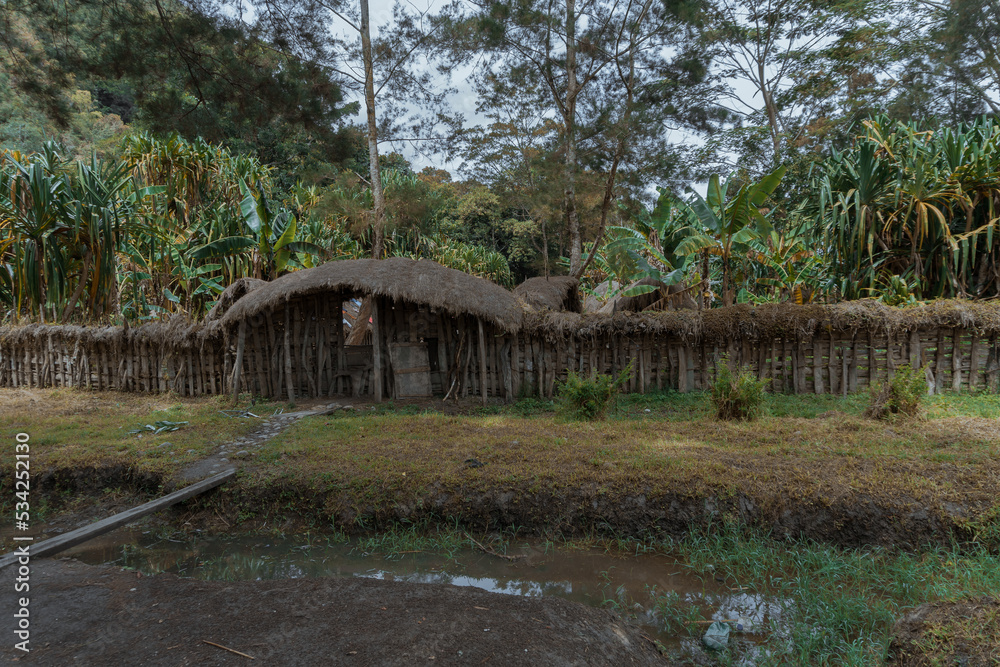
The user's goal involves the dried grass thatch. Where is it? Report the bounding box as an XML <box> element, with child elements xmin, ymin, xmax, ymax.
<box><xmin>514</xmin><ymin>276</ymin><xmax>582</xmax><ymax>313</ymax></box>
<box><xmin>205</xmin><ymin>278</ymin><xmax>267</xmax><ymax>322</ymax></box>
<box><xmin>0</xmin><ymin>315</ymin><xmax>217</xmax><ymax>351</ymax></box>
<box><xmin>220</xmin><ymin>258</ymin><xmax>525</xmax><ymax>332</ymax></box>
<box><xmin>525</xmin><ymin>299</ymin><xmax>1000</xmax><ymax>342</ymax></box>
<box><xmin>581</xmin><ymin>280</ymin><xmax>621</xmax><ymax>313</ymax></box>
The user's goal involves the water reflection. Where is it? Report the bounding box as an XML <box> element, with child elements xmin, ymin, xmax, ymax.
<box><xmin>46</xmin><ymin>529</ymin><xmax>784</xmax><ymax>659</ymax></box>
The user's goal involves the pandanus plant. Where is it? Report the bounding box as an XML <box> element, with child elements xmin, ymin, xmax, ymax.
<box><xmin>817</xmin><ymin>116</ymin><xmax>1000</xmax><ymax>299</ymax></box>
<box><xmin>0</xmin><ymin>145</ymin><xmax>155</xmax><ymax>321</ymax></box>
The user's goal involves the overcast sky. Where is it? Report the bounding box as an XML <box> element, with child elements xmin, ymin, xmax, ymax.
<box><xmin>341</xmin><ymin>0</ymin><xmax>735</xmax><ymax>190</ymax></box>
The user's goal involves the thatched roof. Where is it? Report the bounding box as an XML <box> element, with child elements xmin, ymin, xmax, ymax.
<box><xmin>597</xmin><ymin>278</ymin><xmax>699</xmax><ymax>314</ymax></box>
<box><xmin>205</xmin><ymin>278</ymin><xmax>267</xmax><ymax>322</ymax></box>
<box><xmin>514</xmin><ymin>276</ymin><xmax>582</xmax><ymax>313</ymax></box>
<box><xmin>525</xmin><ymin>299</ymin><xmax>1000</xmax><ymax>343</ymax></box>
<box><xmin>219</xmin><ymin>258</ymin><xmax>525</xmax><ymax>331</ymax></box>
<box><xmin>0</xmin><ymin>315</ymin><xmax>216</xmax><ymax>349</ymax></box>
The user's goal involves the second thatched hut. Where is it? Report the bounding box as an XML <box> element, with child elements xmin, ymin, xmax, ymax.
<box><xmin>514</xmin><ymin>276</ymin><xmax>582</xmax><ymax>313</ymax></box>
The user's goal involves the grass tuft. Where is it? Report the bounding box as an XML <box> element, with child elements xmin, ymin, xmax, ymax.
<box><xmin>866</xmin><ymin>364</ymin><xmax>927</xmax><ymax>421</ymax></box>
<box><xmin>710</xmin><ymin>356</ymin><xmax>768</xmax><ymax>421</ymax></box>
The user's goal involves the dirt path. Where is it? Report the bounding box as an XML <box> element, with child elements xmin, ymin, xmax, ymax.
<box><xmin>1</xmin><ymin>560</ymin><xmax>665</xmax><ymax>666</ymax></box>
<box><xmin>174</xmin><ymin>402</ymin><xmax>358</xmax><ymax>483</ymax></box>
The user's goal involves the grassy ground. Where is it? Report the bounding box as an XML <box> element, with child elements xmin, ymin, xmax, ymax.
<box><xmin>3</xmin><ymin>386</ymin><xmax>999</xmax><ymax>664</ymax></box>
<box><xmin>639</xmin><ymin>523</ymin><xmax>1000</xmax><ymax>665</ymax></box>
<box><xmin>238</xmin><ymin>390</ymin><xmax>999</xmax><ymax>542</ymax></box>
<box><xmin>4</xmin><ymin>387</ymin><xmax>998</xmax><ymax>538</ymax></box>
<box><xmin>0</xmin><ymin>387</ymin><xmax>282</xmax><ymax>476</ymax></box>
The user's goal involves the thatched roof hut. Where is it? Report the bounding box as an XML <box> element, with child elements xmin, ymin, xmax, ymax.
<box><xmin>514</xmin><ymin>276</ymin><xmax>582</xmax><ymax>313</ymax></box>
<box><xmin>582</xmin><ymin>279</ymin><xmax>620</xmax><ymax>313</ymax></box>
<box><xmin>205</xmin><ymin>277</ymin><xmax>267</xmax><ymax>322</ymax></box>
<box><xmin>219</xmin><ymin>257</ymin><xmax>525</xmax><ymax>332</ymax></box>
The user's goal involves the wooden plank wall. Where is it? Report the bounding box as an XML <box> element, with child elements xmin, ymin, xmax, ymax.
<box><xmin>512</xmin><ymin>329</ymin><xmax>1000</xmax><ymax>397</ymax></box>
<box><xmin>2</xmin><ymin>315</ymin><xmax>998</xmax><ymax>399</ymax></box>
<box><xmin>0</xmin><ymin>332</ymin><xmax>225</xmax><ymax>396</ymax></box>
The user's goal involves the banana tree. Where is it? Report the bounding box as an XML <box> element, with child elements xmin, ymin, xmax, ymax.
<box><xmin>747</xmin><ymin>226</ymin><xmax>824</xmax><ymax>304</ymax></box>
<box><xmin>598</xmin><ymin>195</ymin><xmax>691</xmax><ymax>301</ymax></box>
<box><xmin>190</xmin><ymin>180</ymin><xmax>324</xmax><ymax>280</ymax></box>
<box><xmin>675</xmin><ymin>166</ymin><xmax>786</xmax><ymax>306</ymax></box>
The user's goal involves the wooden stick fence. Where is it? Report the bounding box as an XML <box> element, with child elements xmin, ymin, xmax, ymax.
<box><xmin>2</xmin><ymin>306</ymin><xmax>999</xmax><ymax>399</ymax></box>
<box><xmin>510</xmin><ymin>328</ymin><xmax>1000</xmax><ymax>397</ymax></box>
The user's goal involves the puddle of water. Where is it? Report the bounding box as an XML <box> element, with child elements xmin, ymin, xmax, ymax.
<box><xmin>14</xmin><ymin>527</ymin><xmax>784</xmax><ymax>659</ymax></box>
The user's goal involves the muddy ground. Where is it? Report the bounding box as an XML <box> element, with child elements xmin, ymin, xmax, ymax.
<box><xmin>0</xmin><ymin>559</ymin><xmax>665</xmax><ymax>666</ymax></box>
<box><xmin>5</xmin><ymin>389</ymin><xmax>1000</xmax><ymax>665</ymax></box>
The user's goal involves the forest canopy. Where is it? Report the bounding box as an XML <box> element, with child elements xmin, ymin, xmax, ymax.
<box><xmin>1</xmin><ymin>0</ymin><xmax>998</xmax><ymax>323</ymax></box>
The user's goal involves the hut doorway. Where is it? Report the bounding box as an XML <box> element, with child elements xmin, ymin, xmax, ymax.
<box><xmin>339</xmin><ymin>298</ymin><xmax>374</xmax><ymax>396</ymax></box>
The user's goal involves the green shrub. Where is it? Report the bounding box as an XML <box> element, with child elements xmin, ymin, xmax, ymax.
<box><xmin>557</xmin><ymin>362</ymin><xmax>632</xmax><ymax>421</ymax></box>
<box><xmin>710</xmin><ymin>356</ymin><xmax>767</xmax><ymax>421</ymax></box>
<box><xmin>865</xmin><ymin>364</ymin><xmax>927</xmax><ymax>420</ymax></box>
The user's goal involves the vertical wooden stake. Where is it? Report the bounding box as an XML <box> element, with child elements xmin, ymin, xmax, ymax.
<box><xmin>677</xmin><ymin>345</ymin><xmax>688</xmax><ymax>393</ymax></box>
<box><xmin>934</xmin><ymin>329</ymin><xmax>947</xmax><ymax>395</ymax></box>
<box><xmin>478</xmin><ymin>319</ymin><xmax>488</xmax><ymax>405</ymax></box>
<box><xmin>372</xmin><ymin>297</ymin><xmax>382</xmax><ymax>402</ymax></box>
<box><xmin>952</xmin><ymin>329</ymin><xmax>964</xmax><ymax>393</ymax></box>
<box><xmin>812</xmin><ymin>338</ymin><xmax>823</xmax><ymax>395</ymax></box>
<box><xmin>500</xmin><ymin>338</ymin><xmax>513</xmax><ymax>401</ymax></box>
<box><xmin>284</xmin><ymin>307</ymin><xmax>296</xmax><ymax>403</ymax></box>
<box><xmin>336</xmin><ymin>293</ymin><xmax>347</xmax><ymax>395</ymax></box>
<box><xmin>231</xmin><ymin>320</ymin><xmax>246</xmax><ymax>403</ymax></box>
<box><xmin>969</xmin><ymin>334</ymin><xmax>981</xmax><ymax>391</ymax></box>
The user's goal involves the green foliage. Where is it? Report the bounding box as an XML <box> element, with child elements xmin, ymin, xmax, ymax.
<box><xmin>556</xmin><ymin>362</ymin><xmax>633</xmax><ymax>421</ymax></box>
<box><xmin>320</xmin><ymin>169</ymin><xmax>517</xmax><ymax>287</ymax></box>
<box><xmin>710</xmin><ymin>356</ymin><xmax>767</xmax><ymax>421</ymax></box>
<box><xmin>672</xmin><ymin>522</ymin><xmax>1000</xmax><ymax>664</ymax></box>
<box><xmin>593</xmin><ymin>166</ymin><xmax>787</xmax><ymax>308</ymax></box>
<box><xmin>865</xmin><ymin>364</ymin><xmax>927</xmax><ymax>421</ymax></box>
<box><xmin>0</xmin><ymin>0</ymin><xmax>353</xmax><ymax>165</ymax></box>
<box><xmin>817</xmin><ymin>116</ymin><xmax>1000</xmax><ymax>300</ymax></box>
<box><xmin>0</xmin><ymin>133</ymin><xmax>521</xmax><ymax>322</ymax></box>
<box><xmin>0</xmin><ymin>134</ymin><xmax>330</xmax><ymax>321</ymax></box>
<box><xmin>648</xmin><ymin>588</ymin><xmax>705</xmax><ymax>637</ymax></box>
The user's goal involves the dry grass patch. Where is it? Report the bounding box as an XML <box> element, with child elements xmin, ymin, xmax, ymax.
<box><xmin>890</xmin><ymin>597</ymin><xmax>1000</xmax><ymax>666</ymax></box>
<box><xmin>245</xmin><ymin>407</ymin><xmax>1000</xmax><ymax>519</ymax></box>
<box><xmin>1</xmin><ymin>388</ymin><xmax>278</xmax><ymax>475</ymax></box>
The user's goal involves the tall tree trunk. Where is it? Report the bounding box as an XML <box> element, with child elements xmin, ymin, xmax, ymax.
<box><xmin>542</xmin><ymin>218</ymin><xmax>549</xmax><ymax>278</ymax></box>
<box><xmin>564</xmin><ymin>0</ymin><xmax>582</xmax><ymax>275</ymax></box>
<box><xmin>759</xmin><ymin>62</ymin><xmax>781</xmax><ymax>165</ymax></box>
<box><xmin>573</xmin><ymin>23</ymin><xmax>640</xmax><ymax>281</ymax></box>
<box><xmin>361</xmin><ymin>0</ymin><xmax>386</xmax><ymax>259</ymax></box>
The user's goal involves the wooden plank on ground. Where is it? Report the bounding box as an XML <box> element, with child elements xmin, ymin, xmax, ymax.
<box><xmin>0</xmin><ymin>469</ymin><xmax>236</xmax><ymax>571</ymax></box>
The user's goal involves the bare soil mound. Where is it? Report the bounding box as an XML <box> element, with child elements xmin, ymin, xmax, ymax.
<box><xmin>1</xmin><ymin>559</ymin><xmax>665</xmax><ymax>666</ymax></box>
